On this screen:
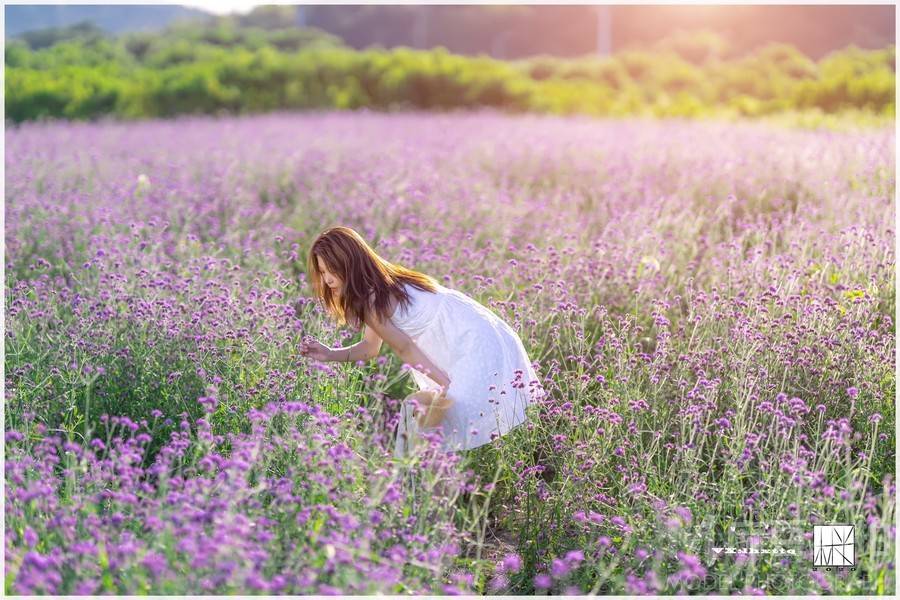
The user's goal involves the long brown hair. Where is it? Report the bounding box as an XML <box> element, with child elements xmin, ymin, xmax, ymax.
<box><xmin>307</xmin><ymin>226</ymin><xmax>438</xmax><ymax>331</ymax></box>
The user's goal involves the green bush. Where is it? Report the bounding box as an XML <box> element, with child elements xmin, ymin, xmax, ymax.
<box><xmin>4</xmin><ymin>20</ymin><xmax>895</xmax><ymax>124</ymax></box>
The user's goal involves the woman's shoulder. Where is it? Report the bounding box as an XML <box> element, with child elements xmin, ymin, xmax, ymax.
<box><xmin>391</xmin><ymin>280</ymin><xmax>442</xmax><ymax>318</ymax></box>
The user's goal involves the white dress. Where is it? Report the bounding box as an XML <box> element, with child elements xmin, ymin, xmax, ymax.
<box><xmin>391</xmin><ymin>281</ymin><xmax>546</xmax><ymax>458</ymax></box>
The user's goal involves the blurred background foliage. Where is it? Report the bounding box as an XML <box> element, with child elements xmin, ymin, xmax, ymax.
<box><xmin>5</xmin><ymin>5</ymin><xmax>895</xmax><ymax>125</ymax></box>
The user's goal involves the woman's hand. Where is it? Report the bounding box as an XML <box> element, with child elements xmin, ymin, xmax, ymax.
<box><xmin>299</xmin><ymin>336</ymin><xmax>333</xmax><ymax>362</ymax></box>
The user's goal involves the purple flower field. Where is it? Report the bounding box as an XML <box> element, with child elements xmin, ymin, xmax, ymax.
<box><xmin>4</xmin><ymin>110</ymin><xmax>896</xmax><ymax>594</ymax></box>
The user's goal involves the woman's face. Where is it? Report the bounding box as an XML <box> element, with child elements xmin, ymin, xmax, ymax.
<box><xmin>316</xmin><ymin>255</ymin><xmax>343</xmax><ymax>293</ymax></box>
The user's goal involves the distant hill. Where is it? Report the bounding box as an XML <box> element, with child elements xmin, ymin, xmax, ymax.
<box><xmin>6</xmin><ymin>4</ymin><xmax>895</xmax><ymax>60</ymax></box>
<box><xmin>5</xmin><ymin>4</ymin><xmax>211</xmax><ymax>37</ymax></box>
<box><xmin>296</xmin><ymin>5</ymin><xmax>895</xmax><ymax>60</ymax></box>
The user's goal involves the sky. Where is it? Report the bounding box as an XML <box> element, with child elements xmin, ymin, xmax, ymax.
<box><xmin>182</xmin><ymin>1</ymin><xmax>261</xmax><ymax>16</ymax></box>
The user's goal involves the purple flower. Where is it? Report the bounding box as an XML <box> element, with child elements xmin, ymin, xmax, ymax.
<box><xmin>551</xmin><ymin>558</ymin><xmax>570</xmax><ymax>578</ymax></box>
<box><xmin>674</xmin><ymin>506</ymin><xmax>693</xmax><ymax>525</ymax></box>
<box><xmin>628</xmin><ymin>480</ymin><xmax>647</xmax><ymax>495</ymax></box>
<box><xmin>677</xmin><ymin>551</ymin><xmax>702</xmax><ymax>570</ymax></box>
<box><xmin>810</xmin><ymin>569</ymin><xmax>830</xmax><ymax>591</ymax></box>
<box><xmin>501</xmin><ymin>553</ymin><xmax>522</xmax><ymax>573</ymax></box>
<box><xmin>140</xmin><ymin>551</ymin><xmax>167</xmax><ymax>578</ymax></box>
<box><xmin>23</xmin><ymin>527</ymin><xmax>38</xmax><ymax>547</ymax></box>
<box><xmin>489</xmin><ymin>573</ymin><xmax>508</xmax><ymax>592</ymax></box>
<box><xmin>197</xmin><ymin>395</ymin><xmax>218</xmax><ymax>413</ymax></box>
<box><xmin>24</xmin><ymin>551</ymin><xmax>51</xmax><ymax>570</ymax></box>
<box><xmin>534</xmin><ymin>573</ymin><xmax>552</xmax><ymax>589</ymax></box>
<box><xmin>318</xmin><ymin>584</ymin><xmax>343</xmax><ymax>595</ymax></box>
<box><xmin>625</xmin><ymin>573</ymin><xmax>648</xmax><ymax>594</ymax></box>
<box><xmin>74</xmin><ymin>580</ymin><xmax>99</xmax><ymax>594</ymax></box>
<box><xmin>847</xmin><ymin>387</ymin><xmax>859</xmax><ymax>399</ymax></box>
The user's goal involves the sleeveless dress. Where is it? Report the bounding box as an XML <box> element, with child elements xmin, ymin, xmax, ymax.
<box><xmin>391</xmin><ymin>281</ymin><xmax>547</xmax><ymax>458</ymax></box>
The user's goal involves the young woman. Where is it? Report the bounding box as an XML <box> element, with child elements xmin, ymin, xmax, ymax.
<box><xmin>298</xmin><ymin>226</ymin><xmax>546</xmax><ymax>458</ymax></box>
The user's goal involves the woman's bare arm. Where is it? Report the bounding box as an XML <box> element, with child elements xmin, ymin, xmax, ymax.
<box><xmin>363</xmin><ymin>309</ymin><xmax>451</xmax><ymax>389</ymax></box>
<box><xmin>396</xmin><ymin>342</ymin><xmax>451</xmax><ymax>389</ymax></box>
<box><xmin>329</xmin><ymin>324</ymin><xmax>383</xmax><ymax>363</ymax></box>
<box><xmin>327</xmin><ymin>339</ymin><xmax>376</xmax><ymax>363</ymax></box>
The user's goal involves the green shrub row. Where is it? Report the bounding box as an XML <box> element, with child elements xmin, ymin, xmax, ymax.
<box><xmin>5</xmin><ymin>21</ymin><xmax>895</xmax><ymax>122</ymax></box>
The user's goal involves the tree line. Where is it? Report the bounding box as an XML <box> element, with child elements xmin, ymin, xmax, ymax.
<box><xmin>5</xmin><ymin>19</ymin><xmax>895</xmax><ymax>123</ymax></box>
